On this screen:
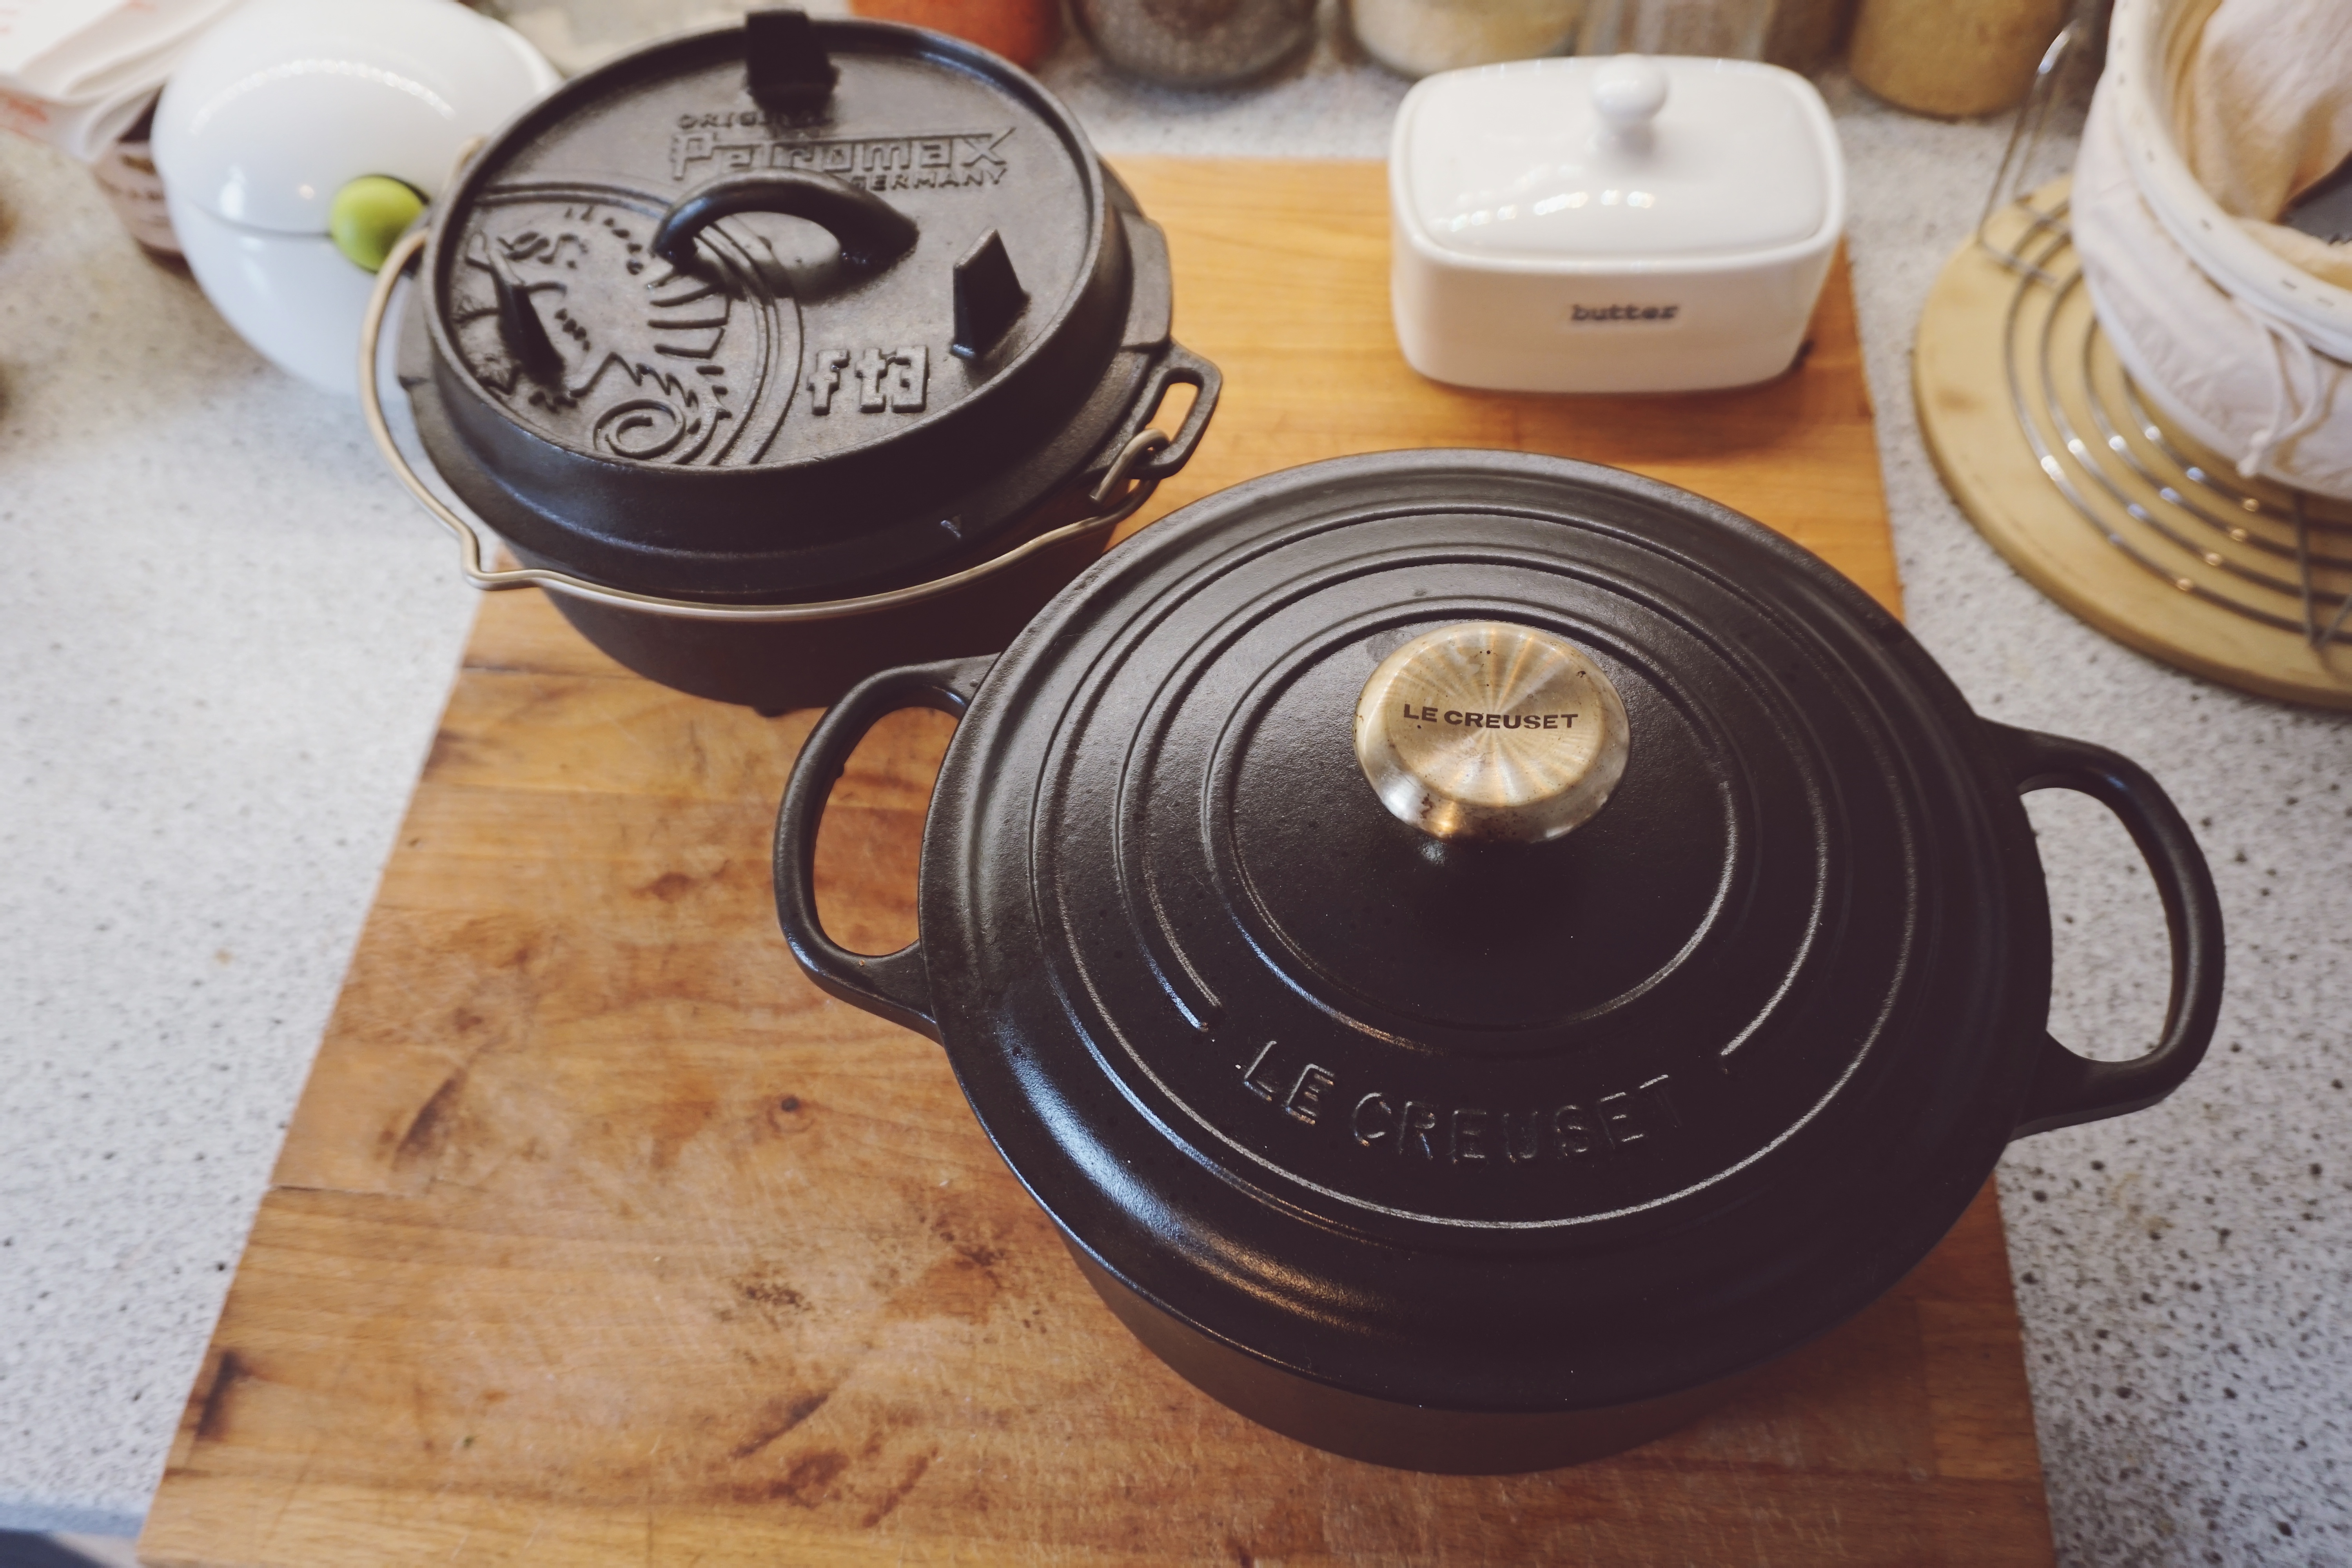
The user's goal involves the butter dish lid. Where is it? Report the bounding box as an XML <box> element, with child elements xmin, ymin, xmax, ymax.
<box><xmin>1395</xmin><ymin>55</ymin><xmax>1840</xmax><ymax>265</ymax></box>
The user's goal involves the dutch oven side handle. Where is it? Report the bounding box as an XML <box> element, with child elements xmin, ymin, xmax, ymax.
<box><xmin>1107</xmin><ymin>342</ymin><xmax>1221</xmax><ymax>488</ymax></box>
<box><xmin>772</xmin><ymin>656</ymin><xmax>994</xmax><ymax>1045</ymax></box>
<box><xmin>1995</xmin><ymin>724</ymin><xmax>2226</xmax><ymax>1138</ymax></box>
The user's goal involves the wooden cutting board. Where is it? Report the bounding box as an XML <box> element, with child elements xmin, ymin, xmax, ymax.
<box><xmin>142</xmin><ymin>159</ymin><xmax>2053</xmax><ymax>1566</ymax></box>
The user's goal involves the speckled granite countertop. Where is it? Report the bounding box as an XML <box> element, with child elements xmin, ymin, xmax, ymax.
<box><xmin>2</xmin><ymin>14</ymin><xmax>2347</xmax><ymax>1563</ymax></box>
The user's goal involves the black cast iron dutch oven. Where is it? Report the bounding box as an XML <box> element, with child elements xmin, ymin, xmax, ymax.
<box><xmin>361</xmin><ymin>10</ymin><xmax>1217</xmax><ymax>713</ymax></box>
<box><xmin>772</xmin><ymin>451</ymin><xmax>2224</xmax><ymax>1472</ymax></box>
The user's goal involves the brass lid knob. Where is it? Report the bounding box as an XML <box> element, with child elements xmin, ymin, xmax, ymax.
<box><xmin>1354</xmin><ymin>621</ymin><xmax>1630</xmax><ymax>844</ymax></box>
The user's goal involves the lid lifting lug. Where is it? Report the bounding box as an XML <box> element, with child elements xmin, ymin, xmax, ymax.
<box><xmin>746</xmin><ymin>9</ymin><xmax>837</xmax><ymax>112</ymax></box>
<box><xmin>953</xmin><ymin>229</ymin><xmax>1029</xmax><ymax>358</ymax></box>
<box><xmin>490</xmin><ymin>262</ymin><xmax>564</xmax><ymax>384</ymax></box>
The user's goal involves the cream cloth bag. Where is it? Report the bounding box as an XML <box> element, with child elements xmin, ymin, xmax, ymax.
<box><xmin>2071</xmin><ymin>0</ymin><xmax>2352</xmax><ymax>498</ymax></box>
<box><xmin>2171</xmin><ymin>0</ymin><xmax>2352</xmax><ymax>291</ymax></box>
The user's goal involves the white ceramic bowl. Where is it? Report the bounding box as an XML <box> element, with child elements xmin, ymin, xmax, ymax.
<box><xmin>154</xmin><ymin>0</ymin><xmax>557</xmax><ymax>394</ymax></box>
<box><xmin>1389</xmin><ymin>54</ymin><xmax>1844</xmax><ymax>394</ymax></box>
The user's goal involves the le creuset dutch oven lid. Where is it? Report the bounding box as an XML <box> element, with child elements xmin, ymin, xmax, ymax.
<box><xmin>777</xmin><ymin>452</ymin><xmax>2221</xmax><ymax>1416</ymax></box>
<box><xmin>408</xmin><ymin>11</ymin><xmax>1210</xmax><ymax>601</ymax></box>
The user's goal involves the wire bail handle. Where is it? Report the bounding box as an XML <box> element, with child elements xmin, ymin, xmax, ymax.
<box><xmin>356</xmin><ymin>226</ymin><xmax>1173</xmax><ymax>625</ymax></box>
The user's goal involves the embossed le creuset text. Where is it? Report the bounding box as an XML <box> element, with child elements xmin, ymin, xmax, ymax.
<box><xmin>1391</xmin><ymin>700</ymin><xmax>1580</xmax><ymax>731</ymax></box>
<box><xmin>1238</xmin><ymin>1041</ymin><xmax>1682</xmax><ymax>1167</ymax></box>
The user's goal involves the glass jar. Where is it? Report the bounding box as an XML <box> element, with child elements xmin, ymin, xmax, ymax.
<box><xmin>1578</xmin><ymin>0</ymin><xmax>1773</xmax><ymax>57</ymax></box>
<box><xmin>1349</xmin><ymin>0</ymin><xmax>1586</xmax><ymax>79</ymax></box>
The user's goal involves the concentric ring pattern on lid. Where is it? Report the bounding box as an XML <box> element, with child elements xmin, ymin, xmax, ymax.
<box><xmin>1019</xmin><ymin>483</ymin><xmax>1904</xmax><ymax>1232</ymax></box>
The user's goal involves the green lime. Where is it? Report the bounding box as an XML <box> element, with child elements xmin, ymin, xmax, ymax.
<box><xmin>329</xmin><ymin>176</ymin><xmax>426</xmax><ymax>272</ymax></box>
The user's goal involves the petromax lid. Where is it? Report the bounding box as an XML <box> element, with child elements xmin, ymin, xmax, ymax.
<box><xmin>425</xmin><ymin>10</ymin><xmax>1111</xmax><ymax>474</ymax></box>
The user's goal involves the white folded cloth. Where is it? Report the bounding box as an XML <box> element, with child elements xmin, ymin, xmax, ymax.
<box><xmin>2076</xmin><ymin>80</ymin><xmax>2352</xmax><ymax>497</ymax></box>
<box><xmin>0</xmin><ymin>0</ymin><xmax>246</xmax><ymax>159</ymax></box>
<box><xmin>2167</xmin><ymin>0</ymin><xmax>2352</xmax><ymax>290</ymax></box>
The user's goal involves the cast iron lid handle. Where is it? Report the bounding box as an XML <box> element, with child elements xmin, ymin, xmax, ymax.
<box><xmin>772</xmin><ymin>654</ymin><xmax>995</xmax><ymax>1043</ymax></box>
<box><xmin>1354</xmin><ymin>621</ymin><xmax>1631</xmax><ymax>844</ymax></box>
<box><xmin>651</xmin><ymin>169</ymin><xmax>920</xmax><ymax>269</ymax></box>
<box><xmin>2001</xmin><ymin>724</ymin><xmax>2225</xmax><ymax>1138</ymax></box>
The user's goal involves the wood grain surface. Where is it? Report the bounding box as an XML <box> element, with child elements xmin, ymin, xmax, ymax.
<box><xmin>141</xmin><ymin>159</ymin><xmax>2048</xmax><ymax>1566</ymax></box>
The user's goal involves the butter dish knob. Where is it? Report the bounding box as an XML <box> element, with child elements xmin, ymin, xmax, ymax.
<box><xmin>1593</xmin><ymin>54</ymin><xmax>1670</xmax><ymax>131</ymax></box>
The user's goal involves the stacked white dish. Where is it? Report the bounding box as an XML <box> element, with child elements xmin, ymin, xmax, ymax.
<box><xmin>152</xmin><ymin>0</ymin><xmax>556</xmax><ymax>394</ymax></box>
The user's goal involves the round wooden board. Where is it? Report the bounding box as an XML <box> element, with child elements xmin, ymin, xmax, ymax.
<box><xmin>1916</xmin><ymin>180</ymin><xmax>2352</xmax><ymax>710</ymax></box>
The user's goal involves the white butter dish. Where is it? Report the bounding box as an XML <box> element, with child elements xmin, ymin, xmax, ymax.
<box><xmin>1389</xmin><ymin>54</ymin><xmax>1844</xmax><ymax>394</ymax></box>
